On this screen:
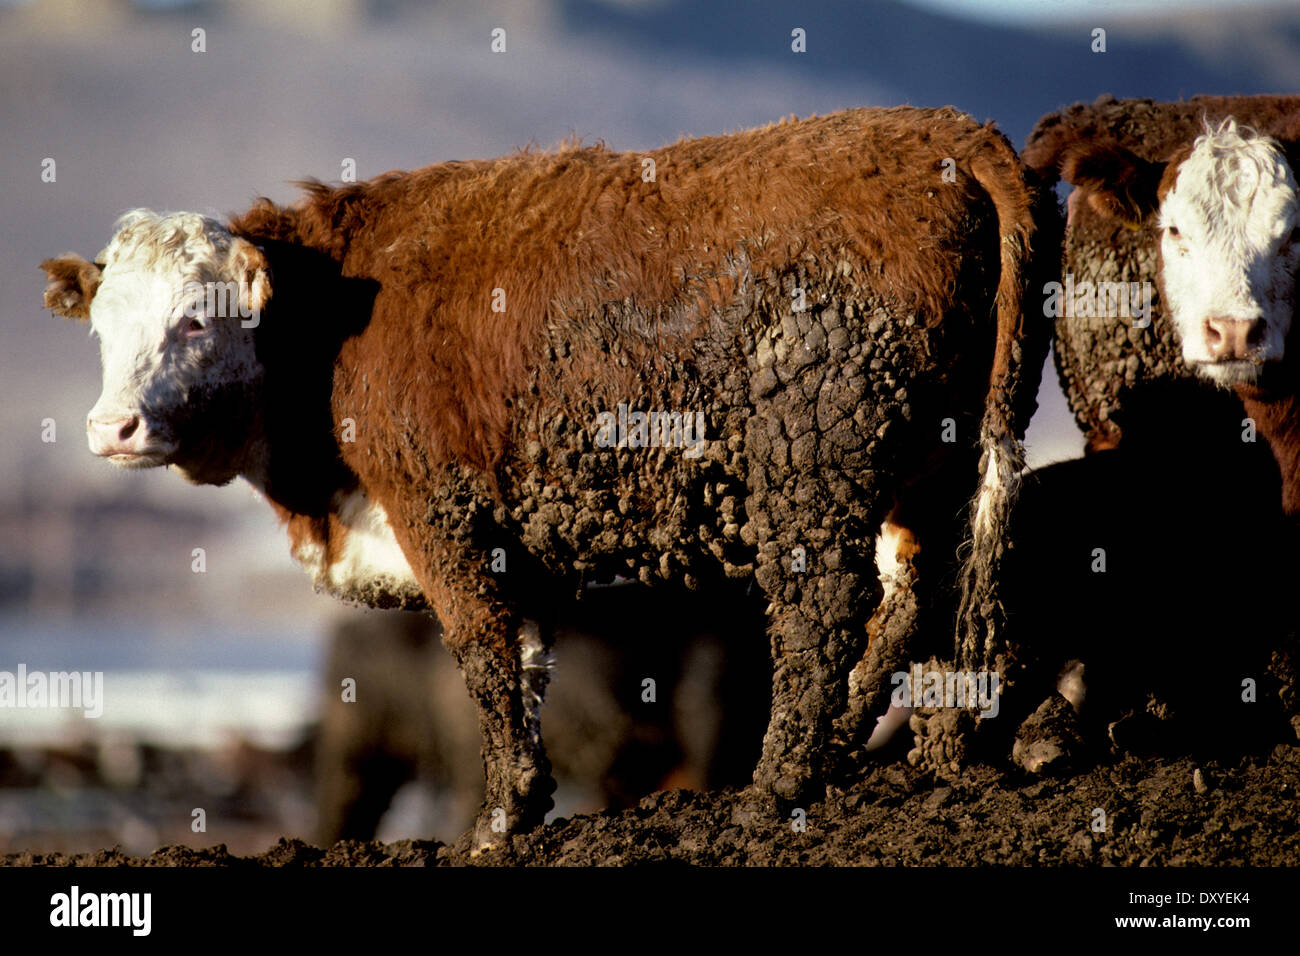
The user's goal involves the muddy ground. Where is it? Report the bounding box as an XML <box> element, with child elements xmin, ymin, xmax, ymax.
<box><xmin>7</xmin><ymin>741</ymin><xmax>1298</xmax><ymax>866</ymax></box>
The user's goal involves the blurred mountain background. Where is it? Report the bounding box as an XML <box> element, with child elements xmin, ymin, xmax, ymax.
<box><xmin>0</xmin><ymin>0</ymin><xmax>1296</xmax><ymax>850</ymax></box>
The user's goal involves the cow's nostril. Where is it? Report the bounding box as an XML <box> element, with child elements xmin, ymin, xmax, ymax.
<box><xmin>1204</xmin><ymin>317</ymin><xmax>1260</xmax><ymax>361</ymax></box>
<box><xmin>1203</xmin><ymin>319</ymin><xmax>1224</xmax><ymax>353</ymax></box>
<box><xmin>118</xmin><ymin>416</ymin><xmax>140</xmax><ymax>441</ymax></box>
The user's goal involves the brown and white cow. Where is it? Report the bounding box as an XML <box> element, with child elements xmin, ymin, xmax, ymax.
<box><xmin>1041</xmin><ymin>115</ymin><xmax>1300</xmax><ymax>515</ymax></box>
<box><xmin>1024</xmin><ymin>94</ymin><xmax>1300</xmax><ymax>453</ymax></box>
<box><xmin>41</xmin><ymin>107</ymin><xmax>1057</xmax><ymax>845</ymax></box>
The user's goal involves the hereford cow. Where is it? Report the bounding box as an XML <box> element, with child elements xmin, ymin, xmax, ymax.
<box><xmin>1024</xmin><ymin>94</ymin><xmax>1300</xmax><ymax>452</ymax></box>
<box><xmin>1028</xmin><ymin>108</ymin><xmax>1300</xmax><ymax>517</ymax></box>
<box><xmin>41</xmin><ymin>107</ymin><xmax>1057</xmax><ymax>846</ymax></box>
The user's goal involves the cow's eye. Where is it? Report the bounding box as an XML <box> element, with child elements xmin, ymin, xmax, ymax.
<box><xmin>184</xmin><ymin>317</ymin><xmax>208</xmax><ymax>336</ymax></box>
<box><xmin>1166</xmin><ymin>224</ymin><xmax>1181</xmax><ymax>239</ymax></box>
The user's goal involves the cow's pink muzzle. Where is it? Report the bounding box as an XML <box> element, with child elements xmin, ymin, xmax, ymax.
<box><xmin>86</xmin><ymin>413</ymin><xmax>161</xmax><ymax>463</ymax></box>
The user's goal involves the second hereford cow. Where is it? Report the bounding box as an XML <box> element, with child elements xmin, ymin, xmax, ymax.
<box><xmin>1031</xmin><ymin>109</ymin><xmax>1300</xmax><ymax>517</ymax></box>
<box><xmin>1024</xmin><ymin>94</ymin><xmax>1300</xmax><ymax>451</ymax></box>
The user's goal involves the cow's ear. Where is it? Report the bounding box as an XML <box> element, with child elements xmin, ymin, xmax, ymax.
<box><xmin>1281</xmin><ymin>139</ymin><xmax>1300</xmax><ymax>188</ymax></box>
<box><xmin>1266</xmin><ymin>110</ymin><xmax>1300</xmax><ymax>173</ymax></box>
<box><xmin>1058</xmin><ymin>141</ymin><xmax>1165</xmax><ymax>226</ymax></box>
<box><xmin>39</xmin><ymin>253</ymin><xmax>102</xmax><ymax>320</ymax></box>
<box><xmin>227</xmin><ymin>237</ymin><xmax>271</xmax><ymax>317</ymax></box>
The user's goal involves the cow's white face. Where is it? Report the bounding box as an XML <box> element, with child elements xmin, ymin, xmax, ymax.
<box><xmin>1156</xmin><ymin>121</ymin><xmax>1300</xmax><ymax>388</ymax></box>
<box><xmin>62</xmin><ymin>210</ymin><xmax>271</xmax><ymax>484</ymax></box>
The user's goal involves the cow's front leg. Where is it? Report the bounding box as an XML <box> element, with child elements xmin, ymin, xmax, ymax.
<box><xmin>419</xmin><ymin>540</ymin><xmax>558</xmax><ymax>850</ymax></box>
<box><xmin>383</xmin><ymin>492</ymin><xmax>559</xmax><ymax>849</ymax></box>
<box><xmin>444</xmin><ymin>614</ymin><xmax>556</xmax><ymax>849</ymax></box>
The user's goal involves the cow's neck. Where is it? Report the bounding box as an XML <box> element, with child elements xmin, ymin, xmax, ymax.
<box><xmin>229</xmin><ymin>236</ymin><xmax>425</xmax><ymax>608</ymax></box>
<box><xmin>239</xmin><ymin>449</ymin><xmax>425</xmax><ymax>610</ymax></box>
<box><xmin>236</xmin><ymin>411</ymin><xmax>351</xmax><ymax>522</ymax></box>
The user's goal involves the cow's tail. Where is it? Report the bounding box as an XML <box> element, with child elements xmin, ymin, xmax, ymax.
<box><xmin>955</xmin><ymin>132</ymin><xmax>1056</xmax><ymax>671</ymax></box>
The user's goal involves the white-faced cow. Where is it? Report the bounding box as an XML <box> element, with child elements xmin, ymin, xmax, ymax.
<box><xmin>42</xmin><ymin>107</ymin><xmax>1057</xmax><ymax>845</ymax></box>
<box><xmin>1024</xmin><ymin>94</ymin><xmax>1300</xmax><ymax>453</ymax></box>
<box><xmin>1043</xmin><ymin>115</ymin><xmax>1300</xmax><ymax>515</ymax></box>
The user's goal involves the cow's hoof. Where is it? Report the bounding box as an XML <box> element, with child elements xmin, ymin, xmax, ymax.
<box><xmin>906</xmin><ymin>706</ymin><xmax>977</xmax><ymax>775</ymax></box>
<box><xmin>470</xmin><ymin>814</ymin><xmax>508</xmax><ymax>853</ymax></box>
<box><xmin>469</xmin><ymin>769</ymin><xmax>555</xmax><ymax>850</ymax></box>
<box><xmin>468</xmin><ymin>805</ymin><xmax>533</xmax><ymax>852</ymax></box>
<box><xmin>752</xmin><ymin>751</ymin><xmax>823</xmax><ymax>808</ymax></box>
<box><xmin>1012</xmin><ymin>694</ymin><xmax>1085</xmax><ymax>774</ymax></box>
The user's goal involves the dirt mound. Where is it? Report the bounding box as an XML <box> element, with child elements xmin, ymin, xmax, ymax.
<box><xmin>9</xmin><ymin>744</ymin><xmax>1298</xmax><ymax>866</ymax></box>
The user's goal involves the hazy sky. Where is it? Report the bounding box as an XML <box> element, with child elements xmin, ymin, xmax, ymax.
<box><xmin>2</xmin><ymin>0</ymin><xmax>1283</xmax><ymax>21</ymax></box>
<box><xmin>902</xmin><ymin>0</ymin><xmax>1277</xmax><ymax>21</ymax></box>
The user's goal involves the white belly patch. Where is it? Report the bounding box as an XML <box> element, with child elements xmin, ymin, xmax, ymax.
<box><xmin>292</xmin><ymin>490</ymin><xmax>425</xmax><ymax>608</ymax></box>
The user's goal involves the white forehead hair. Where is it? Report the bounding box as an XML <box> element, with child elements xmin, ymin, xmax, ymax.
<box><xmin>1162</xmin><ymin>118</ymin><xmax>1297</xmax><ymax>234</ymax></box>
<box><xmin>100</xmin><ymin>208</ymin><xmax>237</xmax><ymax>280</ymax></box>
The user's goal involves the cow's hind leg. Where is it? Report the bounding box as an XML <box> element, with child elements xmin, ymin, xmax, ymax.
<box><xmin>840</xmin><ymin>463</ymin><xmax>976</xmax><ymax>754</ymax></box>
<box><xmin>750</xmin><ymin>502</ymin><xmax>879</xmax><ymax>808</ymax></box>
<box><xmin>839</xmin><ymin>511</ymin><xmax>923</xmax><ymax>752</ymax></box>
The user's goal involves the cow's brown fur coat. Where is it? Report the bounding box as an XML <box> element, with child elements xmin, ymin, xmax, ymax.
<box><xmin>209</xmin><ymin>107</ymin><xmax>1056</xmax><ymax>840</ymax></box>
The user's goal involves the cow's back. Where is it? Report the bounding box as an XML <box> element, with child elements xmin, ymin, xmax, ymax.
<box><xmin>235</xmin><ymin>107</ymin><xmax>1041</xmax><ymax>617</ymax></box>
<box><xmin>317</xmin><ymin>109</ymin><xmax>1012</xmax><ymax>586</ymax></box>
